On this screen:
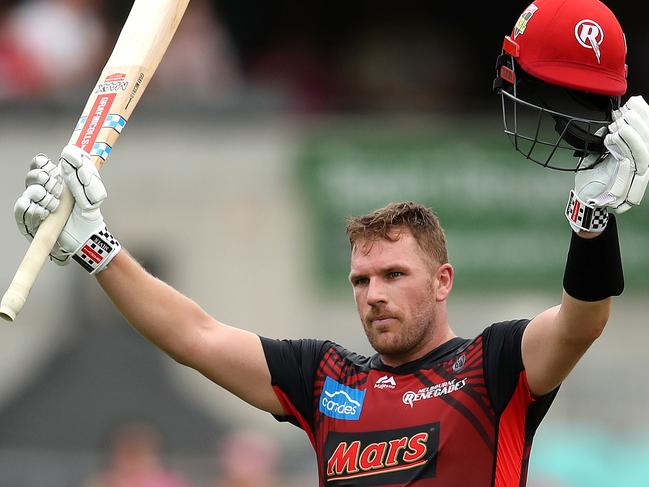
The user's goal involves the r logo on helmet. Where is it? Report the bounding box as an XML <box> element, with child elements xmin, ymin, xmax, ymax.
<box><xmin>575</xmin><ymin>19</ymin><xmax>604</xmax><ymax>63</ymax></box>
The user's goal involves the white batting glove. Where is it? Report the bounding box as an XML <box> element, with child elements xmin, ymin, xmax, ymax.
<box><xmin>566</xmin><ymin>96</ymin><xmax>649</xmax><ymax>232</ymax></box>
<box><xmin>604</xmin><ymin>96</ymin><xmax>649</xmax><ymax>212</ymax></box>
<box><xmin>14</xmin><ymin>154</ymin><xmax>68</xmax><ymax>264</ymax></box>
<box><xmin>14</xmin><ymin>145</ymin><xmax>121</xmax><ymax>274</ymax></box>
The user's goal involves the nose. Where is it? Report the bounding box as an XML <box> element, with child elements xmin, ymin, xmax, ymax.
<box><xmin>366</xmin><ymin>278</ymin><xmax>388</xmax><ymax>306</ymax></box>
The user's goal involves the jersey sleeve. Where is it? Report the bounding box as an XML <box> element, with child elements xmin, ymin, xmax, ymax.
<box><xmin>259</xmin><ymin>336</ymin><xmax>331</xmax><ymax>432</ymax></box>
<box><xmin>482</xmin><ymin>319</ymin><xmax>558</xmax><ymax>415</ymax></box>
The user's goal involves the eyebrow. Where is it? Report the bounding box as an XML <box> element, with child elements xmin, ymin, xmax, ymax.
<box><xmin>348</xmin><ymin>271</ymin><xmax>365</xmax><ymax>283</ymax></box>
<box><xmin>348</xmin><ymin>263</ymin><xmax>410</xmax><ymax>282</ymax></box>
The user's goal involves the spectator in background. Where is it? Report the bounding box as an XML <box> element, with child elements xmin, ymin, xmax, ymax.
<box><xmin>0</xmin><ymin>0</ymin><xmax>107</xmax><ymax>99</ymax></box>
<box><xmin>212</xmin><ymin>430</ymin><xmax>279</xmax><ymax>487</ymax></box>
<box><xmin>83</xmin><ymin>421</ymin><xmax>194</xmax><ymax>487</ymax></box>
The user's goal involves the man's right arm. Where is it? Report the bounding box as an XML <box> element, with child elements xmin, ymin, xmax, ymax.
<box><xmin>14</xmin><ymin>145</ymin><xmax>284</xmax><ymax>416</ymax></box>
<box><xmin>97</xmin><ymin>251</ymin><xmax>284</xmax><ymax>415</ymax></box>
<box><xmin>96</xmin><ymin>249</ymin><xmax>285</xmax><ymax>415</ymax></box>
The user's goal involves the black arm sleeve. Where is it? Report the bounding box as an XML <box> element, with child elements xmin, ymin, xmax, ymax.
<box><xmin>260</xmin><ymin>337</ymin><xmax>331</xmax><ymax>429</ymax></box>
<box><xmin>482</xmin><ymin>319</ymin><xmax>529</xmax><ymax>415</ymax></box>
<box><xmin>483</xmin><ymin>319</ymin><xmax>558</xmax><ymax>415</ymax></box>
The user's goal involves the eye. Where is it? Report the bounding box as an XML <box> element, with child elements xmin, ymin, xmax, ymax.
<box><xmin>387</xmin><ymin>271</ymin><xmax>404</xmax><ymax>279</ymax></box>
<box><xmin>352</xmin><ymin>277</ymin><xmax>369</xmax><ymax>287</ymax></box>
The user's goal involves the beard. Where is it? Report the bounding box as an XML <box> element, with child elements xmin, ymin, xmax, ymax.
<box><xmin>362</xmin><ymin>303</ymin><xmax>436</xmax><ymax>360</ymax></box>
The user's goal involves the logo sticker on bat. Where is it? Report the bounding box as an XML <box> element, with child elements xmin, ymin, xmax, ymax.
<box><xmin>95</xmin><ymin>73</ymin><xmax>129</xmax><ymax>93</ymax></box>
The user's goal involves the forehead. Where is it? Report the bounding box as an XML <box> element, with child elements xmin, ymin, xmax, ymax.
<box><xmin>350</xmin><ymin>230</ymin><xmax>428</xmax><ymax>271</ymax></box>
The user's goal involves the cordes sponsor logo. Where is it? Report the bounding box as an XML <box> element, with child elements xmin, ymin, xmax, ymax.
<box><xmin>319</xmin><ymin>377</ymin><xmax>366</xmax><ymax>421</ymax></box>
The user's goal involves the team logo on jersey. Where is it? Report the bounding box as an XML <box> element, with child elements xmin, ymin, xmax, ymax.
<box><xmin>402</xmin><ymin>378</ymin><xmax>467</xmax><ymax>408</ymax></box>
<box><xmin>575</xmin><ymin>19</ymin><xmax>604</xmax><ymax>63</ymax></box>
<box><xmin>452</xmin><ymin>354</ymin><xmax>466</xmax><ymax>373</ymax></box>
<box><xmin>325</xmin><ymin>423</ymin><xmax>439</xmax><ymax>485</ymax></box>
<box><xmin>320</xmin><ymin>377</ymin><xmax>366</xmax><ymax>421</ymax></box>
<box><xmin>513</xmin><ymin>4</ymin><xmax>538</xmax><ymax>38</ymax></box>
<box><xmin>374</xmin><ymin>375</ymin><xmax>397</xmax><ymax>390</ymax></box>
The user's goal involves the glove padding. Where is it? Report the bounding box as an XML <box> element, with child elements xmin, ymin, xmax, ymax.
<box><xmin>567</xmin><ymin>95</ymin><xmax>649</xmax><ymax>232</ymax></box>
<box><xmin>14</xmin><ymin>153</ymin><xmax>68</xmax><ymax>263</ymax></box>
<box><xmin>14</xmin><ymin>145</ymin><xmax>121</xmax><ymax>274</ymax></box>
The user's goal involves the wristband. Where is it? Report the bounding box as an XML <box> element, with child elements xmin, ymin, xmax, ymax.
<box><xmin>565</xmin><ymin>190</ymin><xmax>609</xmax><ymax>233</ymax></box>
<box><xmin>563</xmin><ymin>214</ymin><xmax>624</xmax><ymax>301</ymax></box>
<box><xmin>71</xmin><ymin>225</ymin><xmax>121</xmax><ymax>275</ymax></box>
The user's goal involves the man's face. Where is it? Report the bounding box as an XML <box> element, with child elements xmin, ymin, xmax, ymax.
<box><xmin>349</xmin><ymin>229</ymin><xmax>450</xmax><ymax>363</ymax></box>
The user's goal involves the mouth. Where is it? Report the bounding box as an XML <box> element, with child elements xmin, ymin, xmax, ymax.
<box><xmin>367</xmin><ymin>316</ymin><xmax>397</xmax><ymax>328</ymax></box>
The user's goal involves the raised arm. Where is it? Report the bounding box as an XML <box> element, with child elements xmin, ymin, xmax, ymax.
<box><xmin>522</xmin><ymin>96</ymin><xmax>649</xmax><ymax>397</ymax></box>
<box><xmin>14</xmin><ymin>145</ymin><xmax>284</xmax><ymax>415</ymax></box>
<box><xmin>523</xmin><ymin>230</ymin><xmax>616</xmax><ymax>397</ymax></box>
<box><xmin>97</xmin><ymin>251</ymin><xmax>283</xmax><ymax>414</ymax></box>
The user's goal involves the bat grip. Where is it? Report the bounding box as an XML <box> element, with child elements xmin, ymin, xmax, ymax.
<box><xmin>0</xmin><ymin>186</ymin><xmax>74</xmax><ymax>322</ymax></box>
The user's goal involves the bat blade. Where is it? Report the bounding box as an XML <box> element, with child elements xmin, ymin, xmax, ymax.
<box><xmin>0</xmin><ymin>0</ymin><xmax>190</xmax><ymax>322</ymax></box>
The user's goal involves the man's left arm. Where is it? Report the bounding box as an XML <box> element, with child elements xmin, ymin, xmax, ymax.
<box><xmin>523</xmin><ymin>96</ymin><xmax>649</xmax><ymax>398</ymax></box>
<box><xmin>523</xmin><ymin>292</ymin><xmax>610</xmax><ymax>398</ymax></box>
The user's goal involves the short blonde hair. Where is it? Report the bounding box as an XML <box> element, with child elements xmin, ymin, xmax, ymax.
<box><xmin>345</xmin><ymin>201</ymin><xmax>448</xmax><ymax>265</ymax></box>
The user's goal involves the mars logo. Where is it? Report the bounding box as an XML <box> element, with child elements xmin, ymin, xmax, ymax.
<box><xmin>575</xmin><ymin>19</ymin><xmax>604</xmax><ymax>63</ymax></box>
<box><xmin>325</xmin><ymin>423</ymin><xmax>439</xmax><ymax>485</ymax></box>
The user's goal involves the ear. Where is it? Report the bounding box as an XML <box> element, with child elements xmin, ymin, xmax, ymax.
<box><xmin>434</xmin><ymin>263</ymin><xmax>454</xmax><ymax>302</ymax></box>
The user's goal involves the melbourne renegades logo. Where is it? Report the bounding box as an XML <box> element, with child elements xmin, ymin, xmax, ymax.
<box><xmin>575</xmin><ymin>19</ymin><xmax>604</xmax><ymax>63</ymax></box>
<box><xmin>325</xmin><ymin>423</ymin><xmax>439</xmax><ymax>485</ymax></box>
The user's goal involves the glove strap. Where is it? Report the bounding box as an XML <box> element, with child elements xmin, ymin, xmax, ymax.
<box><xmin>565</xmin><ymin>190</ymin><xmax>609</xmax><ymax>233</ymax></box>
<box><xmin>71</xmin><ymin>225</ymin><xmax>121</xmax><ymax>275</ymax></box>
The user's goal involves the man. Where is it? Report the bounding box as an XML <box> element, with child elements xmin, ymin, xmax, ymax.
<box><xmin>12</xmin><ymin>0</ymin><xmax>649</xmax><ymax>485</ymax></box>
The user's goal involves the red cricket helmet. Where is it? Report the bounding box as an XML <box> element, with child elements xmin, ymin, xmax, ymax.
<box><xmin>494</xmin><ymin>0</ymin><xmax>628</xmax><ymax>171</ymax></box>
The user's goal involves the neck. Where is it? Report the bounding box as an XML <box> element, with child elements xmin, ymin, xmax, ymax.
<box><xmin>380</xmin><ymin>324</ymin><xmax>457</xmax><ymax>368</ymax></box>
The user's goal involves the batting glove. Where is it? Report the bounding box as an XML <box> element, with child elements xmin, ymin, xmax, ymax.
<box><xmin>14</xmin><ymin>153</ymin><xmax>68</xmax><ymax>263</ymax></box>
<box><xmin>566</xmin><ymin>96</ymin><xmax>649</xmax><ymax>232</ymax></box>
<box><xmin>14</xmin><ymin>145</ymin><xmax>121</xmax><ymax>274</ymax></box>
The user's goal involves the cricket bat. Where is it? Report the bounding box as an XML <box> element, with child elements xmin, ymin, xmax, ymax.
<box><xmin>0</xmin><ymin>0</ymin><xmax>190</xmax><ymax>321</ymax></box>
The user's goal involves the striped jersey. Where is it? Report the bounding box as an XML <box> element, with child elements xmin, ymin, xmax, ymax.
<box><xmin>261</xmin><ymin>319</ymin><xmax>558</xmax><ymax>486</ymax></box>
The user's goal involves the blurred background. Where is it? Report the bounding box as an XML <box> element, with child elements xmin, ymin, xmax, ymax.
<box><xmin>0</xmin><ymin>0</ymin><xmax>648</xmax><ymax>485</ymax></box>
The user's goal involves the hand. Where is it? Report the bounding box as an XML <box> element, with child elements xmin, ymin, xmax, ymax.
<box><xmin>14</xmin><ymin>153</ymin><xmax>68</xmax><ymax>263</ymax></box>
<box><xmin>602</xmin><ymin>96</ymin><xmax>649</xmax><ymax>213</ymax></box>
<box><xmin>566</xmin><ymin>96</ymin><xmax>649</xmax><ymax>232</ymax></box>
<box><xmin>14</xmin><ymin>145</ymin><xmax>121</xmax><ymax>274</ymax></box>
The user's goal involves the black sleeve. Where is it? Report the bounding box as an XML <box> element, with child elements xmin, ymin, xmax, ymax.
<box><xmin>482</xmin><ymin>319</ymin><xmax>529</xmax><ymax>415</ymax></box>
<box><xmin>482</xmin><ymin>319</ymin><xmax>559</xmax><ymax>416</ymax></box>
<box><xmin>260</xmin><ymin>336</ymin><xmax>331</xmax><ymax>430</ymax></box>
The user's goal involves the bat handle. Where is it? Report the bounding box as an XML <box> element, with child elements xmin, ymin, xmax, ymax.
<box><xmin>0</xmin><ymin>186</ymin><xmax>75</xmax><ymax>322</ymax></box>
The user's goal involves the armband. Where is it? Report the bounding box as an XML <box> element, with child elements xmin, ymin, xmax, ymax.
<box><xmin>563</xmin><ymin>214</ymin><xmax>624</xmax><ymax>301</ymax></box>
<box><xmin>565</xmin><ymin>190</ymin><xmax>609</xmax><ymax>233</ymax></box>
<box><xmin>71</xmin><ymin>225</ymin><xmax>121</xmax><ymax>275</ymax></box>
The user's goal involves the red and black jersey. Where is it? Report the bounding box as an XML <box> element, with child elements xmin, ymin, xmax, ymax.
<box><xmin>260</xmin><ymin>320</ymin><xmax>558</xmax><ymax>486</ymax></box>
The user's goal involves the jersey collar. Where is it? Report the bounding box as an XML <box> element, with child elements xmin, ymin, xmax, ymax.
<box><xmin>370</xmin><ymin>337</ymin><xmax>469</xmax><ymax>374</ymax></box>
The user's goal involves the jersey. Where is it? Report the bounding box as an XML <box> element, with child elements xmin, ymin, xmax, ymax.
<box><xmin>260</xmin><ymin>320</ymin><xmax>558</xmax><ymax>487</ymax></box>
